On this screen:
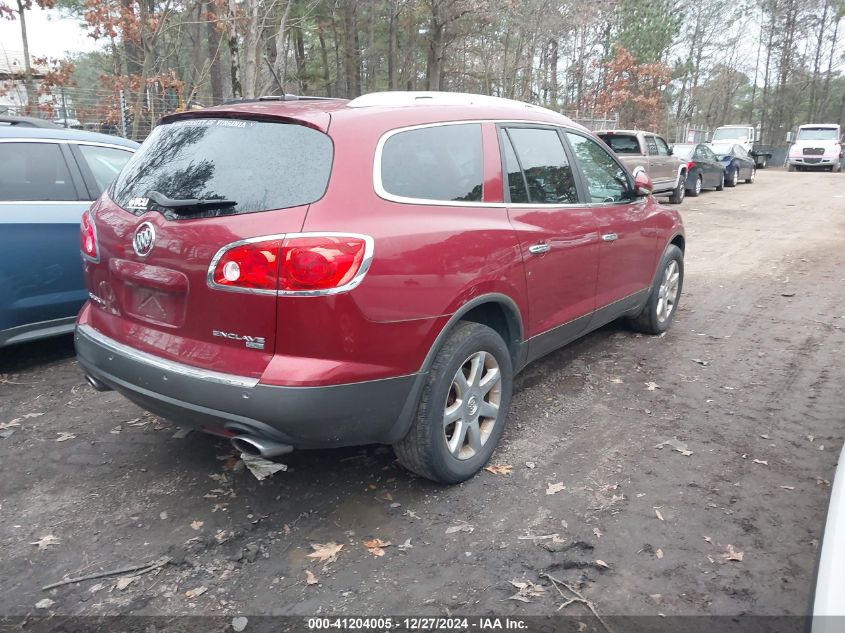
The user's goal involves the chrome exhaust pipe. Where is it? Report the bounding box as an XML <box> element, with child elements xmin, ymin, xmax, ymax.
<box><xmin>230</xmin><ymin>435</ymin><xmax>294</xmax><ymax>459</ymax></box>
<box><xmin>85</xmin><ymin>374</ymin><xmax>112</xmax><ymax>392</ymax></box>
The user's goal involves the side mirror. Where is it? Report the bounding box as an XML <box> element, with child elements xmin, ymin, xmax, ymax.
<box><xmin>633</xmin><ymin>170</ymin><xmax>653</xmax><ymax>197</ymax></box>
<box><xmin>668</xmin><ymin>146</ymin><xmax>674</xmax><ymax>156</ymax></box>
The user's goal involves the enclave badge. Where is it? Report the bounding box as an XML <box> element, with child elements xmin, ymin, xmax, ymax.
<box><xmin>133</xmin><ymin>222</ymin><xmax>156</xmax><ymax>257</ymax></box>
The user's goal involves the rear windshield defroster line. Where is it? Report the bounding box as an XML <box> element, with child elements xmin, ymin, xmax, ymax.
<box><xmin>110</xmin><ymin>118</ymin><xmax>334</xmax><ymax>219</ymax></box>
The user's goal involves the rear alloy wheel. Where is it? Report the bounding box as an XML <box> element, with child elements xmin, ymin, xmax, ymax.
<box><xmin>716</xmin><ymin>173</ymin><xmax>725</xmax><ymax>191</ymax></box>
<box><xmin>394</xmin><ymin>322</ymin><xmax>513</xmax><ymax>484</ymax></box>
<box><xmin>668</xmin><ymin>173</ymin><xmax>686</xmax><ymax>204</ymax></box>
<box><xmin>760</xmin><ymin>157</ymin><xmax>768</xmax><ymax>169</ymax></box>
<box><xmin>727</xmin><ymin>167</ymin><xmax>738</xmax><ymax>187</ymax></box>
<box><xmin>688</xmin><ymin>174</ymin><xmax>702</xmax><ymax>197</ymax></box>
<box><xmin>631</xmin><ymin>245</ymin><xmax>684</xmax><ymax>335</ymax></box>
<box><xmin>746</xmin><ymin>168</ymin><xmax>755</xmax><ymax>184</ymax></box>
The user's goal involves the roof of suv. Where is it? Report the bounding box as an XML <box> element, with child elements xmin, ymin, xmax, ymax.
<box><xmin>161</xmin><ymin>91</ymin><xmax>585</xmax><ymax>134</ymax></box>
<box><xmin>0</xmin><ymin>125</ymin><xmax>139</xmax><ymax>148</ymax></box>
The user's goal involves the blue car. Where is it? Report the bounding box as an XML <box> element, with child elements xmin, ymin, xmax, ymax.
<box><xmin>707</xmin><ymin>142</ymin><xmax>757</xmax><ymax>187</ymax></box>
<box><xmin>0</xmin><ymin>126</ymin><xmax>137</xmax><ymax>347</ymax></box>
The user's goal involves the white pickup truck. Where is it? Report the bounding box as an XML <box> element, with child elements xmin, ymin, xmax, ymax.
<box><xmin>711</xmin><ymin>125</ymin><xmax>774</xmax><ymax>168</ymax></box>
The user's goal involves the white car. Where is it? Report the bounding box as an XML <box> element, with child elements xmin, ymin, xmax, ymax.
<box><xmin>813</xmin><ymin>444</ymin><xmax>845</xmax><ymax>632</ymax></box>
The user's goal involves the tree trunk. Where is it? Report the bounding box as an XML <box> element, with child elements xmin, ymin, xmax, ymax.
<box><xmin>426</xmin><ymin>1</ymin><xmax>445</xmax><ymax>90</ymax></box>
<box><xmin>343</xmin><ymin>2</ymin><xmax>361</xmax><ymax>97</ymax></box>
<box><xmin>243</xmin><ymin>0</ymin><xmax>260</xmax><ymax>97</ymax></box>
<box><xmin>272</xmin><ymin>0</ymin><xmax>294</xmax><ymax>92</ymax></box>
<box><xmin>549</xmin><ymin>38</ymin><xmax>558</xmax><ymax>108</ymax></box>
<box><xmin>207</xmin><ymin>5</ymin><xmax>224</xmax><ymax>104</ymax></box>
<box><xmin>388</xmin><ymin>1</ymin><xmax>399</xmax><ymax>90</ymax></box>
<box><xmin>15</xmin><ymin>0</ymin><xmax>38</xmax><ymax>116</ymax></box>
<box><xmin>294</xmin><ymin>27</ymin><xmax>307</xmax><ymax>93</ymax></box>
<box><xmin>318</xmin><ymin>22</ymin><xmax>332</xmax><ymax>96</ymax></box>
<box><xmin>227</xmin><ymin>0</ymin><xmax>243</xmax><ymax>98</ymax></box>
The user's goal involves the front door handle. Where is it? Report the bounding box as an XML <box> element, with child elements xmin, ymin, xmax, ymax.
<box><xmin>528</xmin><ymin>243</ymin><xmax>551</xmax><ymax>255</ymax></box>
<box><xmin>602</xmin><ymin>233</ymin><xmax>619</xmax><ymax>242</ymax></box>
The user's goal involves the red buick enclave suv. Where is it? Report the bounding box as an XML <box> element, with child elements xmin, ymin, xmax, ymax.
<box><xmin>75</xmin><ymin>91</ymin><xmax>685</xmax><ymax>483</ymax></box>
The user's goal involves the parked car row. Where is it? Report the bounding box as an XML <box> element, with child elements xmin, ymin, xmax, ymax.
<box><xmin>596</xmin><ymin>129</ymin><xmax>759</xmax><ymax>201</ymax></box>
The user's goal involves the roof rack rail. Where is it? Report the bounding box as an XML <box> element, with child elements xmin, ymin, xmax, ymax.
<box><xmin>222</xmin><ymin>95</ymin><xmax>341</xmax><ymax>105</ymax></box>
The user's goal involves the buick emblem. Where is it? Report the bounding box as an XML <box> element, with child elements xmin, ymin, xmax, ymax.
<box><xmin>132</xmin><ymin>222</ymin><xmax>156</xmax><ymax>257</ymax></box>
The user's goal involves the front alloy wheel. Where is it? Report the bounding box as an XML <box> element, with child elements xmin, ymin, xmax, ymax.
<box><xmin>656</xmin><ymin>260</ymin><xmax>680</xmax><ymax>324</ymax></box>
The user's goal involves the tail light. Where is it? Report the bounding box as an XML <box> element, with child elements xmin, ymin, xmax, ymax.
<box><xmin>687</xmin><ymin>161</ymin><xmax>696</xmax><ymax>170</ymax></box>
<box><xmin>80</xmin><ymin>209</ymin><xmax>99</xmax><ymax>262</ymax></box>
<box><xmin>208</xmin><ymin>233</ymin><xmax>372</xmax><ymax>295</ymax></box>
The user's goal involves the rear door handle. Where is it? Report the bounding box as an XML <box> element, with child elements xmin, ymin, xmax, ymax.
<box><xmin>528</xmin><ymin>243</ymin><xmax>551</xmax><ymax>255</ymax></box>
<box><xmin>602</xmin><ymin>233</ymin><xmax>618</xmax><ymax>242</ymax></box>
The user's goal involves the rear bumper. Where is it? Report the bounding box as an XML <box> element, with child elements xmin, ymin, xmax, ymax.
<box><xmin>75</xmin><ymin>323</ymin><xmax>421</xmax><ymax>448</ymax></box>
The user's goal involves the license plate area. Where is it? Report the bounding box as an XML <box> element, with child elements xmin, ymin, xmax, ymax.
<box><xmin>125</xmin><ymin>285</ymin><xmax>186</xmax><ymax>327</ymax></box>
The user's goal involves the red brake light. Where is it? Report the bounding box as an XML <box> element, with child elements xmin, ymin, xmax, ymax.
<box><xmin>81</xmin><ymin>210</ymin><xmax>99</xmax><ymax>262</ymax></box>
<box><xmin>687</xmin><ymin>161</ymin><xmax>696</xmax><ymax>170</ymax></box>
<box><xmin>211</xmin><ymin>239</ymin><xmax>282</xmax><ymax>292</ymax></box>
<box><xmin>279</xmin><ymin>235</ymin><xmax>368</xmax><ymax>292</ymax></box>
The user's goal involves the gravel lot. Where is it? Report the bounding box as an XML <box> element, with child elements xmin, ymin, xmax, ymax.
<box><xmin>1</xmin><ymin>169</ymin><xmax>843</xmax><ymax>622</ymax></box>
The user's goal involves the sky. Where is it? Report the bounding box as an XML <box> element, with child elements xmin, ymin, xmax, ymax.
<box><xmin>0</xmin><ymin>7</ymin><xmax>100</xmax><ymax>60</ymax></box>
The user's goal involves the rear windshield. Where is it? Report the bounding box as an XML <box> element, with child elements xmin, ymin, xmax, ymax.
<box><xmin>709</xmin><ymin>143</ymin><xmax>734</xmax><ymax>157</ymax></box>
<box><xmin>673</xmin><ymin>145</ymin><xmax>695</xmax><ymax>159</ymax></box>
<box><xmin>110</xmin><ymin>118</ymin><xmax>333</xmax><ymax>218</ymax></box>
<box><xmin>597</xmin><ymin>134</ymin><xmax>641</xmax><ymax>155</ymax></box>
<box><xmin>797</xmin><ymin>127</ymin><xmax>838</xmax><ymax>141</ymax></box>
<box><xmin>713</xmin><ymin>127</ymin><xmax>749</xmax><ymax>141</ymax></box>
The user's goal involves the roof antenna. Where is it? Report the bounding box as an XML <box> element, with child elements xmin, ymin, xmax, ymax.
<box><xmin>264</xmin><ymin>55</ymin><xmax>286</xmax><ymax>97</ymax></box>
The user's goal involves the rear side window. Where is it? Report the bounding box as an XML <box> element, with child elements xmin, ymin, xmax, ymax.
<box><xmin>598</xmin><ymin>134</ymin><xmax>641</xmax><ymax>155</ymax></box>
<box><xmin>77</xmin><ymin>144</ymin><xmax>133</xmax><ymax>194</ymax></box>
<box><xmin>0</xmin><ymin>142</ymin><xmax>77</xmax><ymax>201</ymax></box>
<box><xmin>111</xmin><ymin>119</ymin><xmax>333</xmax><ymax>218</ymax></box>
<box><xmin>504</xmin><ymin>127</ymin><xmax>578</xmax><ymax>204</ymax></box>
<box><xmin>380</xmin><ymin>123</ymin><xmax>482</xmax><ymax>202</ymax></box>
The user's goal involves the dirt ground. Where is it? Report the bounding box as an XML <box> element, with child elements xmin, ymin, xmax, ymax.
<box><xmin>1</xmin><ymin>169</ymin><xmax>844</xmax><ymax>624</ymax></box>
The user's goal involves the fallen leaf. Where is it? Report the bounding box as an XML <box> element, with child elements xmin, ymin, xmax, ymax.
<box><xmin>655</xmin><ymin>437</ymin><xmax>693</xmax><ymax>456</ymax></box>
<box><xmin>55</xmin><ymin>432</ymin><xmax>76</xmax><ymax>442</ymax></box>
<box><xmin>88</xmin><ymin>583</ymin><xmax>104</xmax><ymax>594</ymax></box>
<box><xmin>381</xmin><ymin>492</ymin><xmax>394</xmax><ymax>502</ymax></box>
<box><xmin>703</xmin><ymin>536</ymin><xmax>712</xmax><ymax>543</ymax></box>
<box><xmin>397</xmin><ymin>538</ymin><xmax>413</xmax><ymax>552</ymax></box>
<box><xmin>485</xmin><ymin>464</ymin><xmax>513</xmax><ymax>475</ymax></box>
<box><xmin>656</xmin><ymin>548</ymin><xmax>664</xmax><ymax>559</ymax></box>
<box><xmin>30</xmin><ymin>535</ymin><xmax>59</xmax><ymax>550</ymax></box>
<box><xmin>723</xmin><ymin>544</ymin><xmax>744</xmax><ymax>562</ymax></box>
<box><xmin>508</xmin><ymin>578</ymin><xmax>546</xmax><ymax>603</ymax></box>
<box><xmin>655</xmin><ymin>509</ymin><xmax>664</xmax><ymax>521</ymax></box>
<box><xmin>160</xmin><ymin>511</ymin><xmax>168</xmax><ymax>520</ymax></box>
<box><xmin>780</xmin><ymin>485</ymin><xmax>795</xmax><ymax>490</ymax></box>
<box><xmin>752</xmin><ymin>459</ymin><xmax>768</xmax><ymax>466</ymax></box>
<box><xmin>363</xmin><ymin>538</ymin><xmax>392</xmax><ymax>556</ymax></box>
<box><xmin>691</xmin><ymin>358</ymin><xmax>710</xmax><ymax>366</ymax></box>
<box><xmin>609</xmin><ymin>377</ymin><xmax>624</xmax><ymax>384</ymax></box>
<box><xmin>405</xmin><ymin>510</ymin><xmax>420</xmax><ymax>520</ymax></box>
<box><xmin>445</xmin><ymin>524</ymin><xmax>474</xmax><ymax>534</ymax></box>
<box><xmin>232</xmin><ymin>616</ymin><xmax>249</xmax><ymax>632</ymax></box>
<box><xmin>546</xmin><ymin>482</ymin><xmax>566</xmax><ymax>495</ymax></box>
<box><xmin>817</xmin><ymin>478</ymin><xmax>831</xmax><ymax>487</ymax></box>
<box><xmin>645</xmin><ymin>382</ymin><xmax>660</xmax><ymax>391</ymax></box>
<box><xmin>185</xmin><ymin>586</ymin><xmax>208</xmax><ymax>599</ymax></box>
<box><xmin>0</xmin><ymin>420</ymin><xmax>21</xmax><ymax>430</ymax></box>
<box><xmin>115</xmin><ymin>576</ymin><xmax>136</xmax><ymax>591</ymax></box>
<box><xmin>595</xmin><ymin>559</ymin><xmax>610</xmax><ymax>569</ymax></box>
<box><xmin>592</xmin><ymin>527</ymin><xmax>602</xmax><ymax>539</ymax></box>
<box><xmin>307</xmin><ymin>542</ymin><xmax>344</xmax><ymax>564</ymax></box>
<box><xmin>241</xmin><ymin>453</ymin><xmax>287</xmax><ymax>481</ymax></box>
<box><xmin>35</xmin><ymin>598</ymin><xmax>54</xmax><ymax>609</ymax></box>
<box><xmin>525</xmin><ymin>461</ymin><xmax>536</xmax><ymax>469</ymax></box>
<box><xmin>305</xmin><ymin>570</ymin><xmax>318</xmax><ymax>586</ymax></box>
<box><xmin>190</xmin><ymin>520</ymin><xmax>204</xmax><ymax>531</ymax></box>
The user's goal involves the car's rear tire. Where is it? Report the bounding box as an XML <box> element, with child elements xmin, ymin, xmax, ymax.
<box><xmin>630</xmin><ymin>245</ymin><xmax>684</xmax><ymax>335</ymax></box>
<box><xmin>726</xmin><ymin>167</ymin><xmax>738</xmax><ymax>187</ymax></box>
<box><xmin>788</xmin><ymin>164</ymin><xmax>796</xmax><ymax>172</ymax></box>
<box><xmin>745</xmin><ymin>168</ymin><xmax>755</xmax><ymax>184</ymax></box>
<box><xmin>715</xmin><ymin>172</ymin><xmax>725</xmax><ymax>191</ymax></box>
<box><xmin>668</xmin><ymin>173</ymin><xmax>686</xmax><ymax>204</ymax></box>
<box><xmin>759</xmin><ymin>157</ymin><xmax>768</xmax><ymax>169</ymax></box>
<box><xmin>688</xmin><ymin>174</ymin><xmax>702</xmax><ymax>197</ymax></box>
<box><xmin>393</xmin><ymin>322</ymin><xmax>513</xmax><ymax>484</ymax></box>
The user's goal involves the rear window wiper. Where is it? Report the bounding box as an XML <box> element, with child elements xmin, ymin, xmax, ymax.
<box><xmin>147</xmin><ymin>190</ymin><xmax>237</xmax><ymax>211</ymax></box>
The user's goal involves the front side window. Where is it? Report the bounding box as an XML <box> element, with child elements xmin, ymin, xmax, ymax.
<box><xmin>655</xmin><ymin>137</ymin><xmax>671</xmax><ymax>156</ymax></box>
<box><xmin>111</xmin><ymin>118</ymin><xmax>334</xmax><ymax>219</ymax></box>
<box><xmin>0</xmin><ymin>142</ymin><xmax>77</xmax><ymax>201</ymax></box>
<box><xmin>504</xmin><ymin>127</ymin><xmax>578</xmax><ymax>204</ymax></box>
<box><xmin>566</xmin><ymin>133</ymin><xmax>631</xmax><ymax>204</ymax></box>
<box><xmin>77</xmin><ymin>145</ymin><xmax>134</xmax><ymax>194</ymax></box>
<box><xmin>380</xmin><ymin>123</ymin><xmax>482</xmax><ymax>202</ymax></box>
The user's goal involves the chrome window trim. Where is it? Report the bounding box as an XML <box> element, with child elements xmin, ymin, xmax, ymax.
<box><xmin>206</xmin><ymin>232</ymin><xmax>375</xmax><ymax>297</ymax></box>
<box><xmin>372</xmin><ymin>119</ymin><xmax>636</xmax><ymax>209</ymax></box>
<box><xmin>0</xmin><ymin>138</ymin><xmax>135</xmax><ymax>152</ymax></box>
<box><xmin>77</xmin><ymin>323</ymin><xmax>260</xmax><ymax>388</ymax></box>
<box><xmin>0</xmin><ymin>200</ymin><xmax>93</xmax><ymax>204</ymax></box>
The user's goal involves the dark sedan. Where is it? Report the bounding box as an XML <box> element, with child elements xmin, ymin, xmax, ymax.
<box><xmin>708</xmin><ymin>143</ymin><xmax>756</xmax><ymax>187</ymax></box>
<box><xmin>673</xmin><ymin>143</ymin><xmax>726</xmax><ymax>196</ymax></box>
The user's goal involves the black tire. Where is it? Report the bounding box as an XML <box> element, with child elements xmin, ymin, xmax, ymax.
<box><xmin>687</xmin><ymin>174</ymin><xmax>702</xmax><ymax>197</ymax></box>
<box><xmin>745</xmin><ymin>167</ymin><xmax>755</xmax><ymax>184</ymax></box>
<box><xmin>760</xmin><ymin>157</ymin><xmax>768</xmax><ymax>169</ymax></box>
<box><xmin>726</xmin><ymin>166</ymin><xmax>738</xmax><ymax>187</ymax></box>
<box><xmin>393</xmin><ymin>322</ymin><xmax>513</xmax><ymax>484</ymax></box>
<box><xmin>715</xmin><ymin>172</ymin><xmax>725</xmax><ymax>191</ymax></box>
<box><xmin>788</xmin><ymin>164</ymin><xmax>796</xmax><ymax>172</ymax></box>
<box><xmin>630</xmin><ymin>245</ymin><xmax>684</xmax><ymax>335</ymax></box>
<box><xmin>668</xmin><ymin>173</ymin><xmax>686</xmax><ymax>204</ymax></box>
